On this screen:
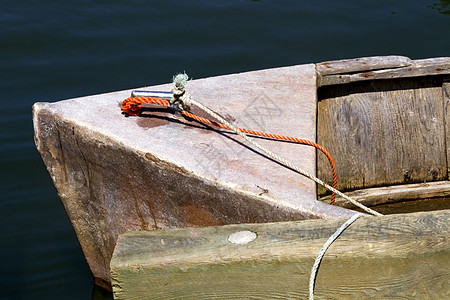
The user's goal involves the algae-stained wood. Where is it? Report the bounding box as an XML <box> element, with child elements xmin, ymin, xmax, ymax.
<box><xmin>110</xmin><ymin>210</ymin><xmax>450</xmax><ymax>299</ymax></box>
<box><xmin>317</xmin><ymin>76</ymin><xmax>447</xmax><ymax>193</ymax></box>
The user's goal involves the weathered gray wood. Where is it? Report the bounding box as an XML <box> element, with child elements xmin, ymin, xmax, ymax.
<box><xmin>317</xmin><ymin>76</ymin><xmax>447</xmax><ymax>194</ymax></box>
<box><xmin>320</xmin><ymin>181</ymin><xmax>450</xmax><ymax>208</ymax></box>
<box><xmin>110</xmin><ymin>210</ymin><xmax>450</xmax><ymax>299</ymax></box>
<box><xmin>316</xmin><ymin>55</ymin><xmax>412</xmax><ymax>76</ymax></box>
<box><xmin>34</xmin><ymin>64</ymin><xmax>361</xmax><ymax>290</ymax></box>
<box><xmin>444</xmin><ymin>75</ymin><xmax>450</xmax><ymax>176</ymax></box>
<box><xmin>318</xmin><ymin>57</ymin><xmax>450</xmax><ymax>87</ymax></box>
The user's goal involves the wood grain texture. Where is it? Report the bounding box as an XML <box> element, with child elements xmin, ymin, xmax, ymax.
<box><xmin>320</xmin><ymin>180</ymin><xmax>450</xmax><ymax>208</ymax></box>
<box><xmin>35</xmin><ymin>64</ymin><xmax>358</xmax><ymax>290</ymax></box>
<box><xmin>110</xmin><ymin>210</ymin><xmax>450</xmax><ymax>299</ymax></box>
<box><xmin>316</xmin><ymin>55</ymin><xmax>412</xmax><ymax>76</ymax></box>
<box><xmin>444</xmin><ymin>75</ymin><xmax>450</xmax><ymax>176</ymax></box>
<box><xmin>317</xmin><ymin>76</ymin><xmax>446</xmax><ymax>194</ymax></box>
<box><xmin>318</xmin><ymin>57</ymin><xmax>450</xmax><ymax>87</ymax></box>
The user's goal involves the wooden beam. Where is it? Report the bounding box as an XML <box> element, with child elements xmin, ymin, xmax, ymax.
<box><xmin>444</xmin><ymin>75</ymin><xmax>450</xmax><ymax>177</ymax></box>
<box><xmin>319</xmin><ymin>180</ymin><xmax>450</xmax><ymax>208</ymax></box>
<box><xmin>111</xmin><ymin>210</ymin><xmax>450</xmax><ymax>299</ymax></box>
<box><xmin>317</xmin><ymin>57</ymin><xmax>450</xmax><ymax>87</ymax></box>
<box><xmin>316</xmin><ymin>55</ymin><xmax>412</xmax><ymax>76</ymax></box>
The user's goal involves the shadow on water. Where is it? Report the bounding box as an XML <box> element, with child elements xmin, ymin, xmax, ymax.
<box><xmin>91</xmin><ymin>285</ymin><xmax>113</xmax><ymax>300</ymax></box>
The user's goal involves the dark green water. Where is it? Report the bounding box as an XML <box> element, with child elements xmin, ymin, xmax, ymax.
<box><xmin>0</xmin><ymin>1</ymin><xmax>449</xmax><ymax>299</ymax></box>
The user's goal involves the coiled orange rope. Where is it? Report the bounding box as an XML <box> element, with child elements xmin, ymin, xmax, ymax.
<box><xmin>122</xmin><ymin>96</ymin><xmax>337</xmax><ymax>204</ymax></box>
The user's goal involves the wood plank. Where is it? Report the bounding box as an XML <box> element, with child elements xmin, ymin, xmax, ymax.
<box><xmin>318</xmin><ymin>57</ymin><xmax>450</xmax><ymax>87</ymax></box>
<box><xmin>319</xmin><ymin>180</ymin><xmax>450</xmax><ymax>208</ymax></box>
<box><xmin>316</xmin><ymin>55</ymin><xmax>412</xmax><ymax>76</ymax></box>
<box><xmin>110</xmin><ymin>210</ymin><xmax>450</xmax><ymax>299</ymax></box>
<box><xmin>317</xmin><ymin>76</ymin><xmax>446</xmax><ymax>194</ymax></box>
<box><xmin>444</xmin><ymin>75</ymin><xmax>450</xmax><ymax>177</ymax></box>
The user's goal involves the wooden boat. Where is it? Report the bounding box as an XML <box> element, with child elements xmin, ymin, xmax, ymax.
<box><xmin>33</xmin><ymin>56</ymin><xmax>450</xmax><ymax>297</ymax></box>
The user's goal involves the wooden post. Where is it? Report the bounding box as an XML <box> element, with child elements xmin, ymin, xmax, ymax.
<box><xmin>444</xmin><ymin>75</ymin><xmax>450</xmax><ymax>177</ymax></box>
<box><xmin>111</xmin><ymin>210</ymin><xmax>449</xmax><ymax>299</ymax></box>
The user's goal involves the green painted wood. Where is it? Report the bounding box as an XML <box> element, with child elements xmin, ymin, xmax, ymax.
<box><xmin>110</xmin><ymin>210</ymin><xmax>450</xmax><ymax>299</ymax></box>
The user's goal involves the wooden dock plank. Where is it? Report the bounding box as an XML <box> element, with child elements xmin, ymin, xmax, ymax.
<box><xmin>110</xmin><ymin>210</ymin><xmax>450</xmax><ymax>299</ymax></box>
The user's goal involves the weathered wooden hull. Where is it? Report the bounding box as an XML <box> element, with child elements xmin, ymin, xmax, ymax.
<box><xmin>33</xmin><ymin>56</ymin><xmax>450</xmax><ymax>291</ymax></box>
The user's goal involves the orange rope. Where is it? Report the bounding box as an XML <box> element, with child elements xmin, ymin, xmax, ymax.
<box><xmin>122</xmin><ymin>96</ymin><xmax>337</xmax><ymax>204</ymax></box>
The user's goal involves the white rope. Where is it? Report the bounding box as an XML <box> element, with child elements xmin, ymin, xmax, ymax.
<box><xmin>170</xmin><ymin>74</ymin><xmax>380</xmax><ymax>299</ymax></box>
<box><xmin>170</xmin><ymin>73</ymin><xmax>382</xmax><ymax>216</ymax></box>
<box><xmin>309</xmin><ymin>213</ymin><xmax>365</xmax><ymax>300</ymax></box>
<box><xmin>189</xmin><ymin>98</ymin><xmax>382</xmax><ymax>216</ymax></box>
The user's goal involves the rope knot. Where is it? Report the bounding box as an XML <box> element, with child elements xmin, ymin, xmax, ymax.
<box><xmin>170</xmin><ymin>73</ymin><xmax>193</xmax><ymax>111</ymax></box>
